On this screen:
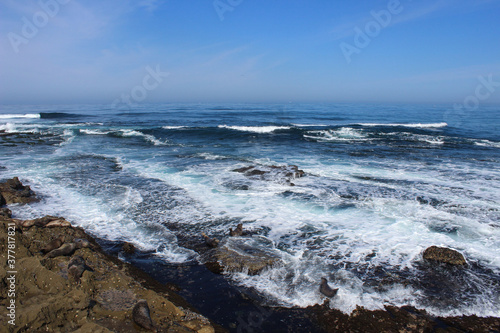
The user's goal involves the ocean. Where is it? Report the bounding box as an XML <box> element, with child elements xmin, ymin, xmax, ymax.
<box><xmin>1</xmin><ymin>103</ymin><xmax>499</xmax><ymax>319</ymax></box>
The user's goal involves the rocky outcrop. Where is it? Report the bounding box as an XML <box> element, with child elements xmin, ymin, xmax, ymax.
<box><xmin>423</xmin><ymin>246</ymin><xmax>467</xmax><ymax>265</ymax></box>
<box><xmin>0</xmin><ymin>177</ymin><xmax>38</xmax><ymax>204</ymax></box>
<box><xmin>0</xmin><ymin>214</ymin><xmax>215</xmax><ymax>333</ymax></box>
<box><xmin>207</xmin><ymin>238</ymin><xmax>282</xmax><ymax>275</ymax></box>
<box><xmin>297</xmin><ymin>303</ymin><xmax>500</xmax><ymax>333</ymax></box>
<box><xmin>232</xmin><ymin>165</ymin><xmax>305</xmax><ymax>185</ymax></box>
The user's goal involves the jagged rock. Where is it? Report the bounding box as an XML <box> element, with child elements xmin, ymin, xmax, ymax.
<box><xmin>0</xmin><ymin>193</ymin><xmax>5</xmax><ymax>206</ymax></box>
<box><xmin>233</xmin><ymin>165</ymin><xmax>305</xmax><ymax>185</ymax></box>
<box><xmin>122</xmin><ymin>242</ymin><xmax>136</xmax><ymax>254</ymax></box>
<box><xmin>0</xmin><ymin>177</ymin><xmax>38</xmax><ymax>204</ymax></box>
<box><xmin>212</xmin><ymin>238</ymin><xmax>281</xmax><ymax>275</ymax></box>
<box><xmin>423</xmin><ymin>246</ymin><xmax>466</xmax><ymax>265</ymax></box>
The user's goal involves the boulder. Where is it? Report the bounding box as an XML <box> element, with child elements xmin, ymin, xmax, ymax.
<box><xmin>0</xmin><ymin>177</ymin><xmax>38</xmax><ymax>204</ymax></box>
<box><xmin>423</xmin><ymin>246</ymin><xmax>466</xmax><ymax>266</ymax></box>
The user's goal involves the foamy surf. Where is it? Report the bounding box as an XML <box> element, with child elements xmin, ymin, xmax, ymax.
<box><xmin>0</xmin><ymin>113</ymin><xmax>41</xmax><ymax>119</ymax></box>
<box><xmin>218</xmin><ymin>125</ymin><xmax>291</xmax><ymax>133</ymax></box>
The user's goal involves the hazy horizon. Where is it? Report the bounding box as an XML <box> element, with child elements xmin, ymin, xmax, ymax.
<box><xmin>1</xmin><ymin>0</ymin><xmax>499</xmax><ymax>106</ymax></box>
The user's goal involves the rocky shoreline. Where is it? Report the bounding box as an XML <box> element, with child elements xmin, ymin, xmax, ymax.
<box><xmin>0</xmin><ymin>178</ymin><xmax>215</xmax><ymax>332</ymax></box>
<box><xmin>1</xmin><ymin>177</ymin><xmax>500</xmax><ymax>332</ymax></box>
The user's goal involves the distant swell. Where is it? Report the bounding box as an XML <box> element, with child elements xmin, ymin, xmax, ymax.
<box><xmin>0</xmin><ymin>113</ymin><xmax>40</xmax><ymax>119</ymax></box>
<box><xmin>356</xmin><ymin>122</ymin><xmax>448</xmax><ymax>128</ymax></box>
<box><xmin>40</xmin><ymin>112</ymin><xmax>83</xmax><ymax>119</ymax></box>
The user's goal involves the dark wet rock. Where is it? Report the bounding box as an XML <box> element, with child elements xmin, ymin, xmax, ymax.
<box><xmin>0</xmin><ymin>177</ymin><xmax>38</xmax><ymax>204</ymax></box>
<box><xmin>0</xmin><ymin>193</ymin><xmax>5</xmax><ymax>206</ymax></box>
<box><xmin>319</xmin><ymin>277</ymin><xmax>339</xmax><ymax>298</ymax></box>
<box><xmin>132</xmin><ymin>299</ymin><xmax>155</xmax><ymax>331</ymax></box>
<box><xmin>122</xmin><ymin>241</ymin><xmax>136</xmax><ymax>254</ymax></box>
<box><xmin>423</xmin><ymin>246</ymin><xmax>466</xmax><ymax>265</ymax></box>
<box><xmin>0</xmin><ymin>207</ymin><xmax>11</xmax><ymax>218</ymax></box>
<box><xmin>229</xmin><ymin>223</ymin><xmax>244</xmax><ymax>237</ymax></box>
<box><xmin>211</xmin><ymin>239</ymin><xmax>282</xmax><ymax>275</ymax></box>
<box><xmin>298</xmin><ymin>303</ymin><xmax>500</xmax><ymax>333</ymax></box>
<box><xmin>232</xmin><ymin>164</ymin><xmax>305</xmax><ymax>185</ymax></box>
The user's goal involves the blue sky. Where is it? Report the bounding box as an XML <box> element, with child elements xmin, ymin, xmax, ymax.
<box><xmin>1</xmin><ymin>0</ymin><xmax>499</xmax><ymax>104</ymax></box>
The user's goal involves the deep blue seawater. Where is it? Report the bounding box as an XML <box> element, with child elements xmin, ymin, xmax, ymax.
<box><xmin>1</xmin><ymin>103</ymin><xmax>499</xmax><ymax>317</ymax></box>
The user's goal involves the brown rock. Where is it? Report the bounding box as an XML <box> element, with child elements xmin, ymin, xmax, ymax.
<box><xmin>0</xmin><ymin>177</ymin><xmax>38</xmax><ymax>204</ymax></box>
<box><xmin>122</xmin><ymin>242</ymin><xmax>136</xmax><ymax>254</ymax></box>
<box><xmin>0</xmin><ymin>214</ymin><xmax>215</xmax><ymax>332</ymax></box>
<box><xmin>0</xmin><ymin>207</ymin><xmax>11</xmax><ymax>218</ymax></box>
<box><xmin>423</xmin><ymin>246</ymin><xmax>466</xmax><ymax>265</ymax></box>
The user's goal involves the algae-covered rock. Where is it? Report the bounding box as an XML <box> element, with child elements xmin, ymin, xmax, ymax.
<box><xmin>423</xmin><ymin>246</ymin><xmax>467</xmax><ymax>266</ymax></box>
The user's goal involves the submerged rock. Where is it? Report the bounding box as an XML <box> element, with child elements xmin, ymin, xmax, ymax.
<box><xmin>212</xmin><ymin>238</ymin><xmax>282</xmax><ymax>275</ymax></box>
<box><xmin>423</xmin><ymin>246</ymin><xmax>466</xmax><ymax>266</ymax></box>
<box><xmin>233</xmin><ymin>164</ymin><xmax>305</xmax><ymax>185</ymax></box>
<box><xmin>0</xmin><ymin>177</ymin><xmax>38</xmax><ymax>204</ymax></box>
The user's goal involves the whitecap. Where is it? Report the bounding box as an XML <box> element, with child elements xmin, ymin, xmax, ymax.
<box><xmin>218</xmin><ymin>125</ymin><xmax>291</xmax><ymax>133</ymax></box>
<box><xmin>0</xmin><ymin>113</ymin><xmax>41</xmax><ymax>119</ymax></box>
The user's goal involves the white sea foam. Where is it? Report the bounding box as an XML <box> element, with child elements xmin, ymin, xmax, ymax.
<box><xmin>80</xmin><ymin>129</ymin><xmax>112</xmax><ymax>135</ymax></box>
<box><xmin>162</xmin><ymin>125</ymin><xmax>187</xmax><ymax>129</ymax></box>
<box><xmin>218</xmin><ymin>125</ymin><xmax>291</xmax><ymax>133</ymax></box>
<box><xmin>304</xmin><ymin>127</ymin><xmax>368</xmax><ymax>141</ymax></box>
<box><xmin>0</xmin><ymin>113</ymin><xmax>40</xmax><ymax>119</ymax></box>
<box><xmin>120</xmin><ymin>129</ymin><xmax>167</xmax><ymax>146</ymax></box>
<box><xmin>475</xmin><ymin>139</ymin><xmax>500</xmax><ymax>148</ymax></box>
